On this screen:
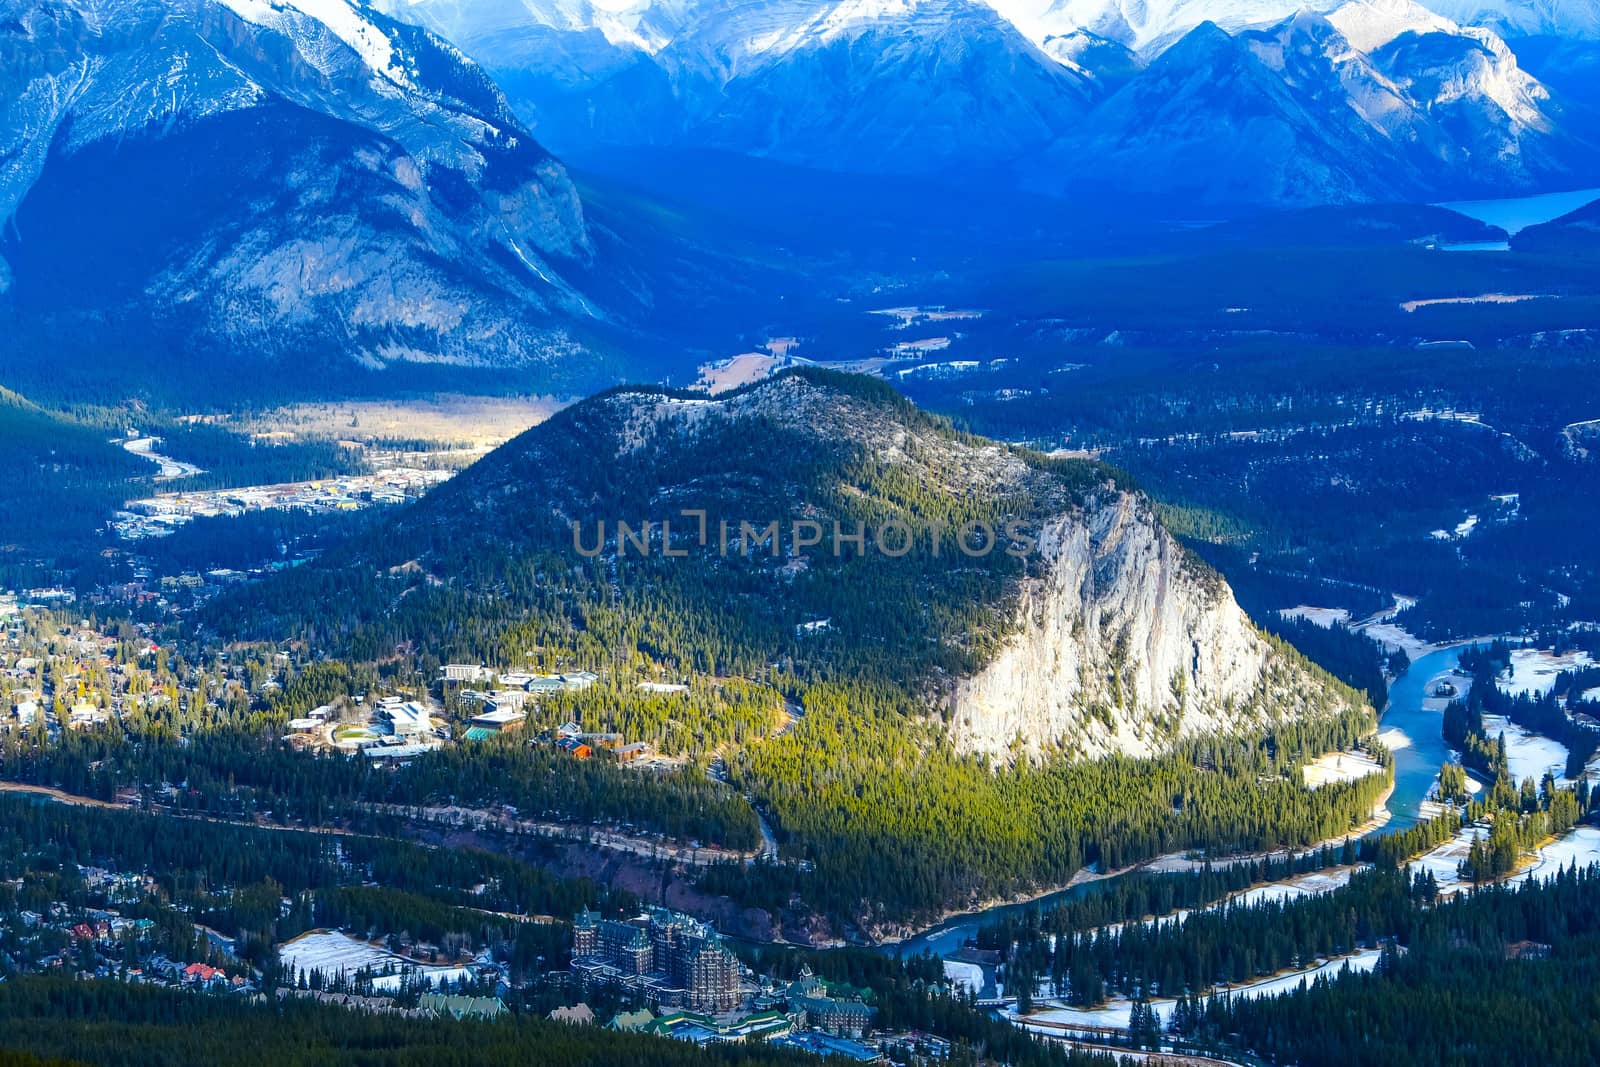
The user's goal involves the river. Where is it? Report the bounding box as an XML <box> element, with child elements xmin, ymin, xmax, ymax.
<box><xmin>884</xmin><ymin>645</ymin><xmax>1473</xmax><ymax>959</ymax></box>
<box><xmin>1375</xmin><ymin>645</ymin><xmax>1473</xmax><ymax>830</ymax></box>
<box><xmin>123</xmin><ymin>436</ymin><xmax>206</xmax><ymax>480</ymax></box>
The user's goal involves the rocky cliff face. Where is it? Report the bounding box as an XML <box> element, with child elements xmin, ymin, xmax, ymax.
<box><xmin>950</xmin><ymin>488</ymin><xmax>1343</xmax><ymax>762</ymax></box>
<box><xmin>0</xmin><ymin>0</ymin><xmax>618</xmax><ymax>389</ymax></box>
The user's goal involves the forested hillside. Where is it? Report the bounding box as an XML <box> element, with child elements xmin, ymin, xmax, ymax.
<box><xmin>178</xmin><ymin>369</ymin><xmax>1378</xmax><ymax>926</ymax></box>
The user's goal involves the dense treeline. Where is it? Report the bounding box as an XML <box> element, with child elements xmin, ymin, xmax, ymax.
<box><xmin>151</xmin><ymin>421</ymin><xmax>365</xmax><ymax>493</ymax></box>
<box><xmin>366</xmin><ymin>739</ymin><xmax>762</xmax><ymax>849</ymax></box>
<box><xmin>1255</xmin><ymin>616</ymin><xmax>1391</xmax><ymax>710</ymax></box>
<box><xmin>1361</xmin><ymin>808</ymin><xmax>1463</xmax><ymax>869</ymax></box>
<box><xmin>136</xmin><ymin>509</ymin><xmax>376</xmax><ymax>575</ymax></box>
<box><xmin>718</xmin><ymin>700</ymin><xmax>1383</xmax><ymax>921</ymax></box>
<box><xmin>0</xmin><ymin>979</ymin><xmax>822</xmax><ymax>1067</ymax></box>
<box><xmin>974</xmin><ymin>843</ymin><xmax>1358</xmax><ymax>953</ymax></box>
<box><xmin>306</xmin><ymin>886</ymin><xmax>569</xmax><ymax>983</ymax></box>
<box><xmin>905</xmin><ymin>330</ymin><xmax>1600</xmax><ymax>643</ymax></box>
<box><xmin>1199</xmin><ymin>865</ymin><xmax>1600</xmax><ymax>1066</ymax></box>
<box><xmin>1013</xmin><ymin>866</ymin><xmax>1425</xmax><ymax>1008</ymax></box>
<box><xmin>0</xmin><ymin>719</ymin><xmax>759</xmax><ymax>850</ymax></box>
<box><xmin>986</xmin><ymin>748</ymin><xmax>1585</xmax><ymax>1011</ymax></box>
<box><xmin>526</xmin><ymin>676</ymin><xmax>784</xmax><ymax>759</ymax></box>
<box><xmin>0</xmin><ymin>795</ymin><xmax>628</xmax><ymax>948</ymax></box>
<box><xmin>0</xmin><ymin>388</ymin><xmax>145</xmax><ymax>552</ymax></box>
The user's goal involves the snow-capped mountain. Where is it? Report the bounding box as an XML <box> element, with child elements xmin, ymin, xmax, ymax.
<box><xmin>374</xmin><ymin>0</ymin><xmax>1600</xmax><ymax>203</ymax></box>
<box><xmin>1023</xmin><ymin>0</ymin><xmax>1587</xmax><ymax>206</ymax></box>
<box><xmin>379</xmin><ymin>0</ymin><xmax>1115</xmax><ymax>170</ymax></box>
<box><xmin>0</xmin><ymin>0</ymin><xmax>627</xmax><ymax>385</ymax></box>
<box><xmin>993</xmin><ymin>0</ymin><xmax>1600</xmax><ymax>52</ymax></box>
<box><xmin>989</xmin><ymin>0</ymin><xmax>1329</xmax><ymax>53</ymax></box>
<box><xmin>1426</xmin><ymin>0</ymin><xmax>1600</xmax><ymax>39</ymax></box>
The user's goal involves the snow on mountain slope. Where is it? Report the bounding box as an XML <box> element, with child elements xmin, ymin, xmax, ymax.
<box><xmin>0</xmin><ymin>0</ymin><xmax>627</xmax><ymax>383</ymax></box>
<box><xmin>1330</xmin><ymin>0</ymin><xmax>1553</xmax><ymax>134</ymax></box>
<box><xmin>1326</xmin><ymin>0</ymin><xmax>1458</xmax><ymax>47</ymax></box>
<box><xmin>655</xmin><ymin>0</ymin><xmax>1100</xmax><ymax>170</ymax></box>
<box><xmin>986</xmin><ymin>0</ymin><xmax>1599</xmax><ymax>54</ymax></box>
<box><xmin>372</xmin><ymin>0</ymin><xmax>1600</xmax><ymax>198</ymax></box>
<box><xmin>373</xmin><ymin>0</ymin><xmax>686</xmax><ymax>53</ymax></box>
<box><xmin>219</xmin><ymin>0</ymin><xmax>413</xmax><ymax>85</ymax></box>
<box><xmin>986</xmin><ymin>0</ymin><xmax>1324</xmax><ymax>53</ymax></box>
<box><xmin>1022</xmin><ymin>3</ymin><xmax>1587</xmax><ymax>206</ymax></box>
<box><xmin>1022</xmin><ymin>18</ymin><xmax>1420</xmax><ymax>207</ymax></box>
<box><xmin>1426</xmin><ymin>0</ymin><xmax>1600</xmax><ymax>38</ymax></box>
<box><xmin>384</xmin><ymin>0</ymin><xmax>1104</xmax><ymax>170</ymax></box>
<box><xmin>1039</xmin><ymin>27</ymin><xmax>1145</xmax><ymax>85</ymax></box>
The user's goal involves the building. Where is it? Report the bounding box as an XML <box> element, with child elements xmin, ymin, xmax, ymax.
<box><xmin>470</xmin><ymin>707</ymin><xmax>525</xmax><ymax>734</ymax></box>
<box><xmin>441</xmin><ymin>664</ymin><xmax>489</xmax><ymax>683</ymax></box>
<box><xmin>615</xmin><ymin>742</ymin><xmax>651</xmax><ymax>763</ymax></box>
<box><xmin>68</xmin><ymin>704</ymin><xmax>109</xmax><ymax>730</ymax></box>
<box><xmin>557</xmin><ymin>737</ymin><xmax>592</xmax><ymax>759</ymax></box>
<box><xmin>420</xmin><ymin>994</ymin><xmax>506</xmax><ymax>1020</ymax></box>
<box><xmin>525</xmin><ymin>672</ymin><xmax>598</xmax><ymax>694</ymax></box>
<box><xmin>1505</xmin><ymin>940</ymin><xmax>1553</xmax><ymax>960</ymax></box>
<box><xmin>378</xmin><ymin>699</ymin><xmax>433</xmax><ymax>738</ymax></box>
<box><xmin>571</xmin><ymin>908</ymin><xmax>742</xmax><ymax>1014</ymax></box>
<box><xmin>609</xmin><ymin>1008</ymin><xmax>656</xmax><ymax>1032</ymax></box>
<box><xmin>485</xmin><ymin>689</ymin><xmax>530</xmax><ymax>713</ymax></box>
<box><xmin>646</xmin><ymin>1010</ymin><xmax>791</xmax><ymax>1045</ymax></box>
<box><xmin>550</xmin><ymin>1003</ymin><xmax>596</xmax><ymax>1025</ymax></box>
<box><xmin>686</xmin><ymin>940</ymin><xmax>741</xmax><ymax>1014</ymax></box>
<box><xmin>787</xmin><ymin>966</ymin><xmax>875</xmax><ymax>1038</ymax></box>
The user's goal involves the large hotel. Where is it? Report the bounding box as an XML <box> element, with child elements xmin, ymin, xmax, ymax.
<box><xmin>571</xmin><ymin>907</ymin><xmax>743</xmax><ymax>1014</ymax></box>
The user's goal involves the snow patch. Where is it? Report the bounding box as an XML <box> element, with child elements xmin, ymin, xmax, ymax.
<box><xmin>1279</xmin><ymin>605</ymin><xmax>1352</xmax><ymax>628</ymax></box>
<box><xmin>1302</xmin><ymin>748</ymin><xmax>1386</xmax><ymax>789</ymax></box>
<box><xmin>219</xmin><ymin>0</ymin><xmax>411</xmax><ymax>87</ymax></box>
<box><xmin>1480</xmin><ymin>712</ymin><xmax>1568</xmax><ymax>784</ymax></box>
<box><xmin>1017</xmin><ymin>948</ymin><xmax>1383</xmax><ymax>1030</ymax></box>
<box><xmin>1495</xmin><ymin>648</ymin><xmax>1593</xmax><ymax>698</ymax></box>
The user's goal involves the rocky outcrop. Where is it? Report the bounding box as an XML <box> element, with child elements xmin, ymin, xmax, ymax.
<box><xmin>950</xmin><ymin>489</ymin><xmax>1340</xmax><ymax>761</ymax></box>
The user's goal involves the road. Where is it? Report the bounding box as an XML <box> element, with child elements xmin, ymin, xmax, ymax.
<box><xmin>123</xmin><ymin>437</ymin><xmax>205</xmax><ymax>479</ymax></box>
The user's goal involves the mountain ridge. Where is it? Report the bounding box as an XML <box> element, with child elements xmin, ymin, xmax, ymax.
<box><xmin>377</xmin><ymin>0</ymin><xmax>1600</xmax><ymax>205</ymax></box>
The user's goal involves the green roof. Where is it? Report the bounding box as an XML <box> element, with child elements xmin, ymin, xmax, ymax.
<box><xmin>419</xmin><ymin>994</ymin><xmax>506</xmax><ymax>1020</ymax></box>
<box><xmin>609</xmin><ymin>1008</ymin><xmax>656</xmax><ymax>1032</ymax></box>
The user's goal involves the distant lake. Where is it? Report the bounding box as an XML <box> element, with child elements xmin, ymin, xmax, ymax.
<box><xmin>1437</xmin><ymin>187</ymin><xmax>1600</xmax><ymax>236</ymax></box>
<box><xmin>1436</xmin><ymin>241</ymin><xmax>1511</xmax><ymax>253</ymax></box>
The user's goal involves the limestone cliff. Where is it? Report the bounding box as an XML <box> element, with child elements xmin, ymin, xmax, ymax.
<box><xmin>949</xmin><ymin>489</ymin><xmax>1348</xmax><ymax>761</ymax></box>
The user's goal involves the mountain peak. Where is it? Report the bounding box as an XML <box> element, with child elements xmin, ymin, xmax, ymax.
<box><xmin>1326</xmin><ymin>0</ymin><xmax>1460</xmax><ymax>51</ymax></box>
<box><xmin>0</xmin><ymin>0</ymin><xmax>625</xmax><ymax>392</ymax></box>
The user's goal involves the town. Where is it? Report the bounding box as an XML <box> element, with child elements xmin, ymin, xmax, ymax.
<box><xmin>0</xmin><ymin>848</ymin><xmax>951</xmax><ymax>1066</ymax></box>
<box><xmin>110</xmin><ymin>466</ymin><xmax>455</xmax><ymax>542</ymax></box>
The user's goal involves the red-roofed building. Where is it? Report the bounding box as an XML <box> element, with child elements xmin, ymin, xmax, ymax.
<box><xmin>183</xmin><ymin>963</ymin><xmax>225</xmax><ymax>985</ymax></box>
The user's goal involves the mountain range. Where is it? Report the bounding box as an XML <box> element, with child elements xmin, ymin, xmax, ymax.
<box><xmin>0</xmin><ymin>0</ymin><xmax>1597</xmax><ymax>388</ymax></box>
<box><xmin>379</xmin><ymin>0</ymin><xmax>1600</xmax><ymax>206</ymax></box>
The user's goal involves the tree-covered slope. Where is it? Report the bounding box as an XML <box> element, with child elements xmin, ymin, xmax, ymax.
<box><xmin>214</xmin><ymin>369</ymin><xmax>1361</xmax><ymax>758</ymax></box>
<box><xmin>203</xmin><ymin>369</ymin><xmax>1380</xmax><ymax>926</ymax></box>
